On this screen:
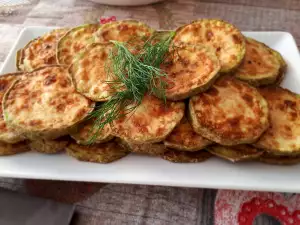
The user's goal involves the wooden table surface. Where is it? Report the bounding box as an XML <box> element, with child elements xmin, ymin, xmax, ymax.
<box><xmin>0</xmin><ymin>1</ymin><xmax>299</xmax><ymax>224</ymax></box>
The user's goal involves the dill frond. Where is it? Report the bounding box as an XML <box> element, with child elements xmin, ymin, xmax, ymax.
<box><xmin>87</xmin><ymin>31</ymin><xmax>175</xmax><ymax>143</ymax></box>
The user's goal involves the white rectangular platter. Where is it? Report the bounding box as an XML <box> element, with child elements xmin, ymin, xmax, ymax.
<box><xmin>1</xmin><ymin>27</ymin><xmax>300</xmax><ymax>193</ymax></box>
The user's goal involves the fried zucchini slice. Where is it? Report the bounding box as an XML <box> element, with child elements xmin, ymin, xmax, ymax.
<box><xmin>164</xmin><ymin>116</ymin><xmax>212</xmax><ymax>151</ymax></box>
<box><xmin>69</xmin><ymin>43</ymin><xmax>115</xmax><ymax>101</ymax></box>
<box><xmin>259</xmin><ymin>152</ymin><xmax>300</xmax><ymax>165</ymax></box>
<box><xmin>0</xmin><ymin>73</ymin><xmax>26</xmax><ymax>144</ymax></box>
<box><xmin>0</xmin><ymin>141</ymin><xmax>29</xmax><ymax>156</ymax></box>
<box><xmin>70</xmin><ymin>118</ymin><xmax>113</xmax><ymax>145</ymax></box>
<box><xmin>66</xmin><ymin>139</ymin><xmax>129</xmax><ymax>163</ymax></box>
<box><xmin>173</xmin><ymin>19</ymin><xmax>246</xmax><ymax>72</ymax></box>
<box><xmin>272</xmin><ymin>48</ymin><xmax>287</xmax><ymax>86</ymax></box>
<box><xmin>234</xmin><ymin>37</ymin><xmax>281</xmax><ymax>86</ymax></box>
<box><xmin>189</xmin><ymin>76</ymin><xmax>269</xmax><ymax>145</ymax></box>
<box><xmin>207</xmin><ymin>144</ymin><xmax>263</xmax><ymax>162</ymax></box>
<box><xmin>254</xmin><ymin>87</ymin><xmax>300</xmax><ymax>154</ymax></box>
<box><xmin>57</xmin><ymin>24</ymin><xmax>99</xmax><ymax>65</ymax></box>
<box><xmin>17</xmin><ymin>28</ymin><xmax>68</xmax><ymax>71</ymax></box>
<box><xmin>29</xmin><ymin>136</ymin><xmax>69</xmax><ymax>154</ymax></box>
<box><xmin>160</xmin><ymin>44</ymin><xmax>220</xmax><ymax>100</ymax></box>
<box><xmin>160</xmin><ymin>149</ymin><xmax>212</xmax><ymax>163</ymax></box>
<box><xmin>112</xmin><ymin>94</ymin><xmax>185</xmax><ymax>144</ymax></box>
<box><xmin>16</xmin><ymin>48</ymin><xmax>23</xmax><ymax>71</ymax></box>
<box><xmin>3</xmin><ymin>65</ymin><xmax>94</xmax><ymax>140</ymax></box>
<box><xmin>119</xmin><ymin>139</ymin><xmax>166</xmax><ymax>155</ymax></box>
<box><xmin>94</xmin><ymin>20</ymin><xmax>154</xmax><ymax>44</ymax></box>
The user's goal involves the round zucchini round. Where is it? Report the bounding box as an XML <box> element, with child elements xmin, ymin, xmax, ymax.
<box><xmin>17</xmin><ymin>28</ymin><xmax>68</xmax><ymax>71</ymax></box>
<box><xmin>3</xmin><ymin>65</ymin><xmax>95</xmax><ymax>140</ymax></box>
<box><xmin>189</xmin><ymin>76</ymin><xmax>269</xmax><ymax>146</ymax></box>
<box><xmin>160</xmin><ymin>149</ymin><xmax>212</xmax><ymax>163</ymax></box>
<box><xmin>164</xmin><ymin>116</ymin><xmax>212</xmax><ymax>151</ymax></box>
<box><xmin>0</xmin><ymin>73</ymin><xmax>27</xmax><ymax>144</ymax></box>
<box><xmin>259</xmin><ymin>152</ymin><xmax>300</xmax><ymax>165</ymax></box>
<box><xmin>234</xmin><ymin>37</ymin><xmax>282</xmax><ymax>86</ymax></box>
<box><xmin>70</xmin><ymin>118</ymin><xmax>113</xmax><ymax>145</ymax></box>
<box><xmin>0</xmin><ymin>141</ymin><xmax>29</xmax><ymax>156</ymax></box>
<box><xmin>173</xmin><ymin>19</ymin><xmax>246</xmax><ymax>73</ymax></box>
<box><xmin>57</xmin><ymin>24</ymin><xmax>100</xmax><ymax>65</ymax></box>
<box><xmin>207</xmin><ymin>144</ymin><xmax>263</xmax><ymax>162</ymax></box>
<box><xmin>119</xmin><ymin>138</ymin><xmax>167</xmax><ymax>155</ymax></box>
<box><xmin>69</xmin><ymin>43</ymin><xmax>115</xmax><ymax>101</ymax></box>
<box><xmin>161</xmin><ymin>44</ymin><xmax>221</xmax><ymax>100</ymax></box>
<box><xmin>94</xmin><ymin>20</ymin><xmax>154</xmax><ymax>45</ymax></box>
<box><xmin>29</xmin><ymin>136</ymin><xmax>69</xmax><ymax>154</ymax></box>
<box><xmin>111</xmin><ymin>94</ymin><xmax>185</xmax><ymax>144</ymax></box>
<box><xmin>66</xmin><ymin>139</ymin><xmax>129</xmax><ymax>163</ymax></box>
<box><xmin>254</xmin><ymin>87</ymin><xmax>300</xmax><ymax>155</ymax></box>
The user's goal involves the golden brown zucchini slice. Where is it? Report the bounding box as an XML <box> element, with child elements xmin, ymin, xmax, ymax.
<box><xmin>70</xmin><ymin>118</ymin><xmax>113</xmax><ymax>145</ymax></box>
<box><xmin>119</xmin><ymin>139</ymin><xmax>167</xmax><ymax>155</ymax></box>
<box><xmin>0</xmin><ymin>141</ymin><xmax>29</xmax><ymax>156</ymax></box>
<box><xmin>112</xmin><ymin>94</ymin><xmax>185</xmax><ymax>144</ymax></box>
<box><xmin>66</xmin><ymin>139</ymin><xmax>129</xmax><ymax>163</ymax></box>
<box><xmin>160</xmin><ymin>44</ymin><xmax>220</xmax><ymax>100</ymax></box>
<box><xmin>69</xmin><ymin>43</ymin><xmax>115</xmax><ymax>101</ymax></box>
<box><xmin>234</xmin><ymin>37</ymin><xmax>281</xmax><ymax>86</ymax></box>
<box><xmin>173</xmin><ymin>19</ymin><xmax>246</xmax><ymax>72</ymax></box>
<box><xmin>207</xmin><ymin>144</ymin><xmax>263</xmax><ymax>162</ymax></box>
<box><xmin>94</xmin><ymin>20</ymin><xmax>154</xmax><ymax>44</ymax></box>
<box><xmin>17</xmin><ymin>28</ymin><xmax>68</xmax><ymax>71</ymax></box>
<box><xmin>272</xmin><ymin>48</ymin><xmax>287</xmax><ymax>85</ymax></box>
<box><xmin>164</xmin><ymin>116</ymin><xmax>212</xmax><ymax>151</ymax></box>
<box><xmin>16</xmin><ymin>48</ymin><xmax>23</xmax><ymax>71</ymax></box>
<box><xmin>29</xmin><ymin>136</ymin><xmax>69</xmax><ymax>154</ymax></box>
<box><xmin>254</xmin><ymin>87</ymin><xmax>300</xmax><ymax>155</ymax></box>
<box><xmin>189</xmin><ymin>76</ymin><xmax>269</xmax><ymax>146</ymax></box>
<box><xmin>259</xmin><ymin>152</ymin><xmax>300</xmax><ymax>165</ymax></box>
<box><xmin>57</xmin><ymin>24</ymin><xmax>99</xmax><ymax>65</ymax></box>
<box><xmin>0</xmin><ymin>73</ymin><xmax>26</xmax><ymax>144</ymax></box>
<box><xmin>3</xmin><ymin>65</ymin><xmax>95</xmax><ymax>140</ymax></box>
<box><xmin>160</xmin><ymin>149</ymin><xmax>212</xmax><ymax>163</ymax></box>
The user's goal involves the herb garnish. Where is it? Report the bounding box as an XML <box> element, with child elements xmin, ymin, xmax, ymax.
<box><xmin>88</xmin><ymin>31</ymin><xmax>175</xmax><ymax>143</ymax></box>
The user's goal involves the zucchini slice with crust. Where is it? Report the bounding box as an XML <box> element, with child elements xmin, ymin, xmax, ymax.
<box><xmin>57</xmin><ymin>24</ymin><xmax>99</xmax><ymax>65</ymax></box>
<box><xmin>173</xmin><ymin>19</ymin><xmax>246</xmax><ymax>73</ymax></box>
<box><xmin>94</xmin><ymin>20</ymin><xmax>154</xmax><ymax>44</ymax></box>
<box><xmin>0</xmin><ymin>73</ymin><xmax>26</xmax><ymax>144</ymax></box>
<box><xmin>66</xmin><ymin>139</ymin><xmax>129</xmax><ymax>163</ymax></box>
<box><xmin>161</xmin><ymin>44</ymin><xmax>220</xmax><ymax>100</ymax></box>
<box><xmin>112</xmin><ymin>94</ymin><xmax>185</xmax><ymax>144</ymax></box>
<box><xmin>207</xmin><ymin>144</ymin><xmax>263</xmax><ymax>162</ymax></box>
<box><xmin>70</xmin><ymin>118</ymin><xmax>113</xmax><ymax>145</ymax></box>
<box><xmin>234</xmin><ymin>37</ymin><xmax>281</xmax><ymax>86</ymax></box>
<box><xmin>272</xmin><ymin>48</ymin><xmax>287</xmax><ymax>85</ymax></box>
<box><xmin>118</xmin><ymin>138</ymin><xmax>167</xmax><ymax>155</ymax></box>
<box><xmin>17</xmin><ymin>28</ymin><xmax>68</xmax><ymax>71</ymax></box>
<box><xmin>0</xmin><ymin>141</ymin><xmax>29</xmax><ymax>156</ymax></box>
<box><xmin>164</xmin><ymin>116</ymin><xmax>212</xmax><ymax>151</ymax></box>
<box><xmin>189</xmin><ymin>76</ymin><xmax>269</xmax><ymax>146</ymax></box>
<box><xmin>253</xmin><ymin>87</ymin><xmax>300</xmax><ymax>155</ymax></box>
<box><xmin>259</xmin><ymin>152</ymin><xmax>300</xmax><ymax>165</ymax></box>
<box><xmin>29</xmin><ymin>136</ymin><xmax>69</xmax><ymax>154</ymax></box>
<box><xmin>69</xmin><ymin>43</ymin><xmax>115</xmax><ymax>101</ymax></box>
<box><xmin>3</xmin><ymin>65</ymin><xmax>94</xmax><ymax>140</ymax></box>
<box><xmin>160</xmin><ymin>149</ymin><xmax>212</xmax><ymax>163</ymax></box>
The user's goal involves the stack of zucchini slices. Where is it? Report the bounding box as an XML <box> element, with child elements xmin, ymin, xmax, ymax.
<box><xmin>0</xmin><ymin>19</ymin><xmax>297</xmax><ymax>165</ymax></box>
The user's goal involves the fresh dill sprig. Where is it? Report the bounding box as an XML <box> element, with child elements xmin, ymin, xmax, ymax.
<box><xmin>87</xmin><ymin>31</ymin><xmax>175</xmax><ymax>143</ymax></box>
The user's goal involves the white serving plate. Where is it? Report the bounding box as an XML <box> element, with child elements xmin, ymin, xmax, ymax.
<box><xmin>1</xmin><ymin>27</ymin><xmax>300</xmax><ymax>192</ymax></box>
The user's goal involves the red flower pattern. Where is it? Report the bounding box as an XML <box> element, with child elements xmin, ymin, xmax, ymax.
<box><xmin>215</xmin><ymin>190</ymin><xmax>300</xmax><ymax>225</ymax></box>
<box><xmin>100</xmin><ymin>16</ymin><xmax>116</xmax><ymax>24</ymax></box>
